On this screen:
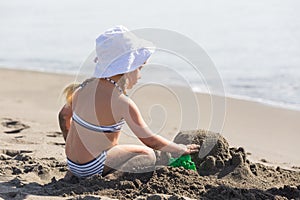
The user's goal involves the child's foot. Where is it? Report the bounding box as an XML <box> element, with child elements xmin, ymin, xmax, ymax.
<box><xmin>104</xmin><ymin>170</ymin><xmax>125</xmax><ymax>180</ymax></box>
<box><xmin>63</xmin><ymin>170</ymin><xmax>75</xmax><ymax>182</ymax></box>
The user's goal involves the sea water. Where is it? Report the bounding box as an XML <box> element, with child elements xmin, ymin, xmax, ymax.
<box><xmin>0</xmin><ymin>0</ymin><xmax>299</xmax><ymax>110</ymax></box>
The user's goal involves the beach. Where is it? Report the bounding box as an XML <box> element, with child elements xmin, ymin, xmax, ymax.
<box><xmin>0</xmin><ymin>68</ymin><xmax>300</xmax><ymax>199</ymax></box>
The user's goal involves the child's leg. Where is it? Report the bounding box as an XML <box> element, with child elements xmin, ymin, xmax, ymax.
<box><xmin>102</xmin><ymin>144</ymin><xmax>156</xmax><ymax>175</ymax></box>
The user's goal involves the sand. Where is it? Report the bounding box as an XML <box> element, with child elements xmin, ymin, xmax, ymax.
<box><xmin>0</xmin><ymin>68</ymin><xmax>300</xmax><ymax>199</ymax></box>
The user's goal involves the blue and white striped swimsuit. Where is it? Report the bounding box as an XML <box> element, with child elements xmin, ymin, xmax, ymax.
<box><xmin>67</xmin><ymin>77</ymin><xmax>125</xmax><ymax>178</ymax></box>
<box><xmin>67</xmin><ymin>151</ymin><xmax>107</xmax><ymax>178</ymax></box>
<box><xmin>72</xmin><ymin>112</ymin><xmax>125</xmax><ymax>133</ymax></box>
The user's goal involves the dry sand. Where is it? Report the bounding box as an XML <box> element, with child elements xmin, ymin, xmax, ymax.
<box><xmin>0</xmin><ymin>68</ymin><xmax>299</xmax><ymax>199</ymax></box>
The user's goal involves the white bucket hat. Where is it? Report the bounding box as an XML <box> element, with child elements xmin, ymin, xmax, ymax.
<box><xmin>93</xmin><ymin>25</ymin><xmax>155</xmax><ymax>78</ymax></box>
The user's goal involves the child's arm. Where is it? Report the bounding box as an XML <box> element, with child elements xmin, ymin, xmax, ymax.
<box><xmin>120</xmin><ymin>97</ymin><xmax>199</xmax><ymax>155</ymax></box>
<box><xmin>58</xmin><ymin>104</ymin><xmax>72</xmax><ymax>141</ymax></box>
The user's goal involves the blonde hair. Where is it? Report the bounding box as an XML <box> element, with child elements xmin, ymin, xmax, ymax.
<box><xmin>62</xmin><ymin>83</ymin><xmax>80</xmax><ymax>105</ymax></box>
<box><xmin>62</xmin><ymin>78</ymin><xmax>95</xmax><ymax>105</ymax></box>
<box><xmin>118</xmin><ymin>75</ymin><xmax>128</xmax><ymax>95</ymax></box>
<box><xmin>62</xmin><ymin>76</ymin><xmax>128</xmax><ymax>105</ymax></box>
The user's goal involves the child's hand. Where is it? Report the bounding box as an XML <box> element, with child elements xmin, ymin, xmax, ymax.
<box><xmin>172</xmin><ymin>144</ymin><xmax>200</xmax><ymax>158</ymax></box>
<box><xmin>183</xmin><ymin>144</ymin><xmax>200</xmax><ymax>155</ymax></box>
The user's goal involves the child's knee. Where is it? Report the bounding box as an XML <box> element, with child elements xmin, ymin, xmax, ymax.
<box><xmin>142</xmin><ymin>148</ymin><xmax>156</xmax><ymax>163</ymax></box>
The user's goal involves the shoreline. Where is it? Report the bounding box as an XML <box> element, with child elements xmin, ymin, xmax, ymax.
<box><xmin>1</xmin><ymin>66</ymin><xmax>299</xmax><ymax>112</ymax></box>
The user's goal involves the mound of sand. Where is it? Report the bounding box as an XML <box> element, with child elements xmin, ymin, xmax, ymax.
<box><xmin>1</xmin><ymin>129</ymin><xmax>300</xmax><ymax>200</ymax></box>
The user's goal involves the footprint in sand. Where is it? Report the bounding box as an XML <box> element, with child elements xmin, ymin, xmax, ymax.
<box><xmin>1</xmin><ymin>118</ymin><xmax>30</xmax><ymax>134</ymax></box>
<box><xmin>46</xmin><ymin>131</ymin><xmax>62</xmax><ymax>138</ymax></box>
<box><xmin>47</xmin><ymin>142</ymin><xmax>65</xmax><ymax>146</ymax></box>
<box><xmin>0</xmin><ymin>149</ymin><xmax>33</xmax><ymax>157</ymax></box>
<box><xmin>0</xmin><ymin>149</ymin><xmax>33</xmax><ymax>161</ymax></box>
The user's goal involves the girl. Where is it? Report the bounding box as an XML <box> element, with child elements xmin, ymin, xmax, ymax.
<box><xmin>58</xmin><ymin>26</ymin><xmax>200</xmax><ymax>178</ymax></box>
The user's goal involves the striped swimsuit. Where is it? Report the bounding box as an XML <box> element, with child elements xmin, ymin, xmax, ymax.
<box><xmin>67</xmin><ymin>77</ymin><xmax>125</xmax><ymax>178</ymax></box>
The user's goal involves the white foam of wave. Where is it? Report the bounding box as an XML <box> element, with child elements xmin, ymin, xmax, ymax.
<box><xmin>192</xmin><ymin>86</ymin><xmax>300</xmax><ymax>112</ymax></box>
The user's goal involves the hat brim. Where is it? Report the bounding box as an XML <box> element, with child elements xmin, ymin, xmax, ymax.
<box><xmin>93</xmin><ymin>47</ymin><xmax>154</xmax><ymax>78</ymax></box>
